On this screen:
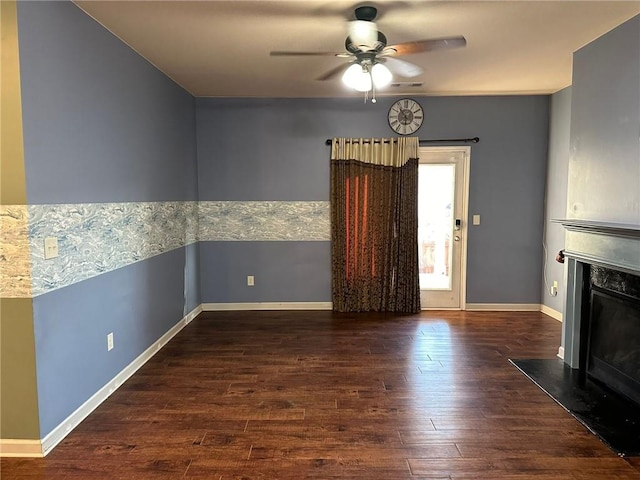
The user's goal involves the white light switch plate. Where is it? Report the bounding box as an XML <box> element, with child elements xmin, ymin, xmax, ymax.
<box><xmin>44</xmin><ymin>237</ymin><xmax>59</xmax><ymax>259</ymax></box>
<box><xmin>472</xmin><ymin>215</ymin><xmax>481</xmax><ymax>226</ymax></box>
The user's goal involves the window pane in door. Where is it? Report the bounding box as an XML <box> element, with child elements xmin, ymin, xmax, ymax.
<box><xmin>418</xmin><ymin>164</ymin><xmax>455</xmax><ymax>290</ymax></box>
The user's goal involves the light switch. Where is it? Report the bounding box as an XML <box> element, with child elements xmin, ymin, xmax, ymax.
<box><xmin>472</xmin><ymin>215</ymin><xmax>481</xmax><ymax>226</ymax></box>
<box><xmin>44</xmin><ymin>237</ymin><xmax>59</xmax><ymax>259</ymax></box>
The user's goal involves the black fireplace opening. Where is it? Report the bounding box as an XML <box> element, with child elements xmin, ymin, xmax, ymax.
<box><xmin>583</xmin><ymin>265</ymin><xmax>640</xmax><ymax>407</ymax></box>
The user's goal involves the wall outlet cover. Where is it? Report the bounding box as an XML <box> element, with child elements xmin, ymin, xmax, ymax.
<box><xmin>44</xmin><ymin>237</ymin><xmax>59</xmax><ymax>259</ymax></box>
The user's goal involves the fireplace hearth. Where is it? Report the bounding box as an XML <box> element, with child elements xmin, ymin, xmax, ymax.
<box><xmin>510</xmin><ymin>357</ymin><xmax>640</xmax><ymax>456</ymax></box>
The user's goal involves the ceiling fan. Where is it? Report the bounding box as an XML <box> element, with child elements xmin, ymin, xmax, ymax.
<box><xmin>270</xmin><ymin>5</ymin><xmax>466</xmax><ymax>101</ymax></box>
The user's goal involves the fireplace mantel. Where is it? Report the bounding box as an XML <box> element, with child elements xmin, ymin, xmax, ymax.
<box><xmin>553</xmin><ymin>219</ymin><xmax>640</xmax><ymax>275</ymax></box>
<box><xmin>553</xmin><ymin>219</ymin><xmax>640</xmax><ymax>237</ymax></box>
<box><xmin>554</xmin><ymin>219</ymin><xmax>640</xmax><ymax>368</ymax></box>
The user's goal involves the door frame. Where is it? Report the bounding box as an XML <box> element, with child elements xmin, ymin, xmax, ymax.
<box><xmin>418</xmin><ymin>146</ymin><xmax>470</xmax><ymax>310</ymax></box>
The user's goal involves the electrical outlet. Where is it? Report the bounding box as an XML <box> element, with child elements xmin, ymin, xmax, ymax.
<box><xmin>247</xmin><ymin>275</ymin><xmax>255</xmax><ymax>286</ymax></box>
<box><xmin>107</xmin><ymin>332</ymin><xmax>114</xmax><ymax>351</ymax></box>
<box><xmin>551</xmin><ymin>281</ymin><xmax>558</xmax><ymax>297</ymax></box>
<box><xmin>44</xmin><ymin>237</ymin><xmax>59</xmax><ymax>259</ymax></box>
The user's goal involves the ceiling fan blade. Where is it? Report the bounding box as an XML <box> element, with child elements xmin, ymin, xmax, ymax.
<box><xmin>270</xmin><ymin>51</ymin><xmax>351</xmax><ymax>57</ymax></box>
<box><xmin>316</xmin><ymin>63</ymin><xmax>352</xmax><ymax>81</ymax></box>
<box><xmin>386</xmin><ymin>36</ymin><xmax>466</xmax><ymax>56</ymax></box>
<box><xmin>382</xmin><ymin>57</ymin><xmax>423</xmax><ymax>78</ymax></box>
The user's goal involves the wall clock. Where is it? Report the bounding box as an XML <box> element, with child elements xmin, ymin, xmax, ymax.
<box><xmin>388</xmin><ymin>98</ymin><xmax>423</xmax><ymax>135</ymax></box>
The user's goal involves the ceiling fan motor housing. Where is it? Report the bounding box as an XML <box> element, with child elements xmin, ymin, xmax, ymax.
<box><xmin>354</xmin><ymin>5</ymin><xmax>378</xmax><ymax>21</ymax></box>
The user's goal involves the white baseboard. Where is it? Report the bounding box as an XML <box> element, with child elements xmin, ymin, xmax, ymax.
<box><xmin>0</xmin><ymin>305</ymin><xmax>203</xmax><ymax>458</ymax></box>
<box><xmin>203</xmin><ymin>302</ymin><xmax>559</xmax><ymax>315</ymax></box>
<box><xmin>202</xmin><ymin>302</ymin><xmax>333</xmax><ymax>311</ymax></box>
<box><xmin>557</xmin><ymin>346</ymin><xmax>565</xmax><ymax>360</ymax></box>
<box><xmin>0</xmin><ymin>440</ymin><xmax>43</xmax><ymax>458</ymax></box>
<box><xmin>184</xmin><ymin>304</ymin><xmax>203</xmax><ymax>324</ymax></box>
<box><xmin>465</xmin><ymin>303</ymin><xmax>541</xmax><ymax>311</ymax></box>
<box><xmin>540</xmin><ymin>304</ymin><xmax>563</xmax><ymax>322</ymax></box>
<box><xmin>421</xmin><ymin>307</ymin><xmax>462</xmax><ymax>311</ymax></box>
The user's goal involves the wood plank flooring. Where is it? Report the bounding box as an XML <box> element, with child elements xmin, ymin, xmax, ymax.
<box><xmin>3</xmin><ymin>310</ymin><xmax>639</xmax><ymax>479</ymax></box>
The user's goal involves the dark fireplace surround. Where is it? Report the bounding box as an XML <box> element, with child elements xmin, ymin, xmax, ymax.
<box><xmin>582</xmin><ymin>265</ymin><xmax>640</xmax><ymax>406</ymax></box>
<box><xmin>556</xmin><ymin>220</ymin><xmax>640</xmax><ymax>406</ymax></box>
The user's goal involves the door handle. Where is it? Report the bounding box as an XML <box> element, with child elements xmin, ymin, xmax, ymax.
<box><xmin>454</xmin><ymin>235</ymin><xmax>461</xmax><ymax>242</ymax></box>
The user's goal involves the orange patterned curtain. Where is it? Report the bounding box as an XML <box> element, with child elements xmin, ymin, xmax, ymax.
<box><xmin>330</xmin><ymin>137</ymin><xmax>420</xmax><ymax>313</ymax></box>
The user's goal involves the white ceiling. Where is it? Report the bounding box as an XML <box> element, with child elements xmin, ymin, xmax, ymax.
<box><xmin>74</xmin><ymin>1</ymin><xmax>640</xmax><ymax>98</ymax></box>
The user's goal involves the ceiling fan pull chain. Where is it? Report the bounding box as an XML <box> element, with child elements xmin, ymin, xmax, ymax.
<box><xmin>371</xmin><ymin>72</ymin><xmax>377</xmax><ymax>104</ymax></box>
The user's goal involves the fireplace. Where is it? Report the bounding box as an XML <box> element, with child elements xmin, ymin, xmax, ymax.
<box><xmin>509</xmin><ymin>219</ymin><xmax>640</xmax><ymax>455</ymax></box>
<box><xmin>557</xmin><ymin>220</ymin><xmax>640</xmax><ymax>376</ymax></box>
<box><xmin>556</xmin><ymin>219</ymin><xmax>640</xmax><ymax>388</ymax></box>
<box><xmin>583</xmin><ymin>265</ymin><xmax>640</xmax><ymax>406</ymax></box>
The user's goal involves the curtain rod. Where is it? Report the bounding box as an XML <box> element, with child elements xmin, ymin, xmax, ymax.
<box><xmin>324</xmin><ymin>137</ymin><xmax>480</xmax><ymax>146</ymax></box>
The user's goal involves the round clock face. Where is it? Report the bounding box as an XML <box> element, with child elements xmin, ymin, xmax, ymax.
<box><xmin>388</xmin><ymin>98</ymin><xmax>423</xmax><ymax>135</ymax></box>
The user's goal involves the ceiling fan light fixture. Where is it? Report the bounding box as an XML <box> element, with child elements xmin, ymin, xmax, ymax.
<box><xmin>371</xmin><ymin>63</ymin><xmax>392</xmax><ymax>88</ymax></box>
<box><xmin>348</xmin><ymin>20</ymin><xmax>378</xmax><ymax>50</ymax></box>
<box><xmin>342</xmin><ymin>63</ymin><xmax>372</xmax><ymax>92</ymax></box>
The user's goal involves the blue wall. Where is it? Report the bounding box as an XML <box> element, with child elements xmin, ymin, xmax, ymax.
<box><xmin>542</xmin><ymin>87</ymin><xmax>571</xmax><ymax>314</ymax></box>
<box><xmin>18</xmin><ymin>2</ymin><xmax>197</xmax><ymax>204</ymax></box>
<box><xmin>200</xmin><ymin>242</ymin><xmax>331</xmax><ymax>303</ymax></box>
<box><xmin>196</xmin><ymin>96</ymin><xmax>549</xmax><ymax>304</ymax></box>
<box><xmin>32</xmin><ymin>250</ymin><xmax>188</xmax><ymax>434</ymax></box>
<box><xmin>17</xmin><ymin>1</ymin><xmax>198</xmax><ymax>437</ymax></box>
<box><xmin>540</xmin><ymin>15</ymin><xmax>640</xmax><ymax>318</ymax></box>
<box><xmin>568</xmin><ymin>15</ymin><xmax>640</xmax><ymax>224</ymax></box>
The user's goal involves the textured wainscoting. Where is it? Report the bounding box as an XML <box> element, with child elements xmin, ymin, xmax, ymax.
<box><xmin>198</xmin><ymin>201</ymin><xmax>329</xmax><ymax>241</ymax></box>
<box><xmin>2</xmin><ymin>201</ymin><xmax>330</xmax><ymax>298</ymax></box>
<box><xmin>0</xmin><ymin>205</ymin><xmax>32</xmax><ymax>297</ymax></box>
<box><xmin>27</xmin><ymin>201</ymin><xmax>198</xmax><ymax>296</ymax></box>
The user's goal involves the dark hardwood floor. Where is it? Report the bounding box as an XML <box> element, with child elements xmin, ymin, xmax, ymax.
<box><xmin>3</xmin><ymin>310</ymin><xmax>640</xmax><ymax>479</ymax></box>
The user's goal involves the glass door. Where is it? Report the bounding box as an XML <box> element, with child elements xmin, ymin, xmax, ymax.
<box><xmin>418</xmin><ymin>147</ymin><xmax>469</xmax><ymax>309</ymax></box>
